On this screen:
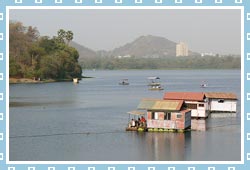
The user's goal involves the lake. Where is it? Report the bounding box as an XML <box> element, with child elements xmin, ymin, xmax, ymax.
<box><xmin>9</xmin><ymin>69</ymin><xmax>241</xmax><ymax>161</ymax></box>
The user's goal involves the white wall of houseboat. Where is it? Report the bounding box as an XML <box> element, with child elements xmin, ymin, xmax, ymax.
<box><xmin>185</xmin><ymin>101</ymin><xmax>209</xmax><ymax>118</ymax></box>
<box><xmin>209</xmin><ymin>99</ymin><xmax>237</xmax><ymax>112</ymax></box>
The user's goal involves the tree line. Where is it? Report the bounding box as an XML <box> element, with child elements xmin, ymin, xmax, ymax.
<box><xmin>79</xmin><ymin>55</ymin><xmax>240</xmax><ymax>70</ymax></box>
<box><xmin>9</xmin><ymin>21</ymin><xmax>82</xmax><ymax>80</ymax></box>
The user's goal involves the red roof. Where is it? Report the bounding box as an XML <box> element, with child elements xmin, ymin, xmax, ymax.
<box><xmin>163</xmin><ymin>92</ymin><xmax>205</xmax><ymax>101</ymax></box>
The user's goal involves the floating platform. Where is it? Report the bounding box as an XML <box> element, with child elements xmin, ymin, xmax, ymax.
<box><xmin>126</xmin><ymin>127</ymin><xmax>190</xmax><ymax>133</ymax></box>
<box><xmin>126</xmin><ymin>127</ymin><xmax>147</xmax><ymax>132</ymax></box>
<box><xmin>147</xmin><ymin>128</ymin><xmax>190</xmax><ymax>133</ymax></box>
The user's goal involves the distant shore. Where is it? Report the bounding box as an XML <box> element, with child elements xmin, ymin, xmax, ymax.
<box><xmin>9</xmin><ymin>78</ymin><xmax>62</xmax><ymax>84</ymax></box>
<box><xmin>9</xmin><ymin>76</ymin><xmax>93</xmax><ymax>84</ymax></box>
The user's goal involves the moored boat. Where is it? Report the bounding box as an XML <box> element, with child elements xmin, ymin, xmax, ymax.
<box><xmin>73</xmin><ymin>78</ymin><xmax>79</xmax><ymax>83</ymax></box>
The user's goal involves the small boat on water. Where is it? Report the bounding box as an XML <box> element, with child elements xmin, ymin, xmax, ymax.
<box><xmin>200</xmin><ymin>81</ymin><xmax>208</xmax><ymax>88</ymax></box>
<box><xmin>149</xmin><ymin>84</ymin><xmax>164</xmax><ymax>90</ymax></box>
<box><xmin>147</xmin><ymin>77</ymin><xmax>164</xmax><ymax>90</ymax></box>
<box><xmin>200</xmin><ymin>84</ymin><xmax>207</xmax><ymax>88</ymax></box>
<box><xmin>73</xmin><ymin>78</ymin><xmax>79</xmax><ymax>84</ymax></box>
<box><xmin>119</xmin><ymin>79</ymin><xmax>129</xmax><ymax>85</ymax></box>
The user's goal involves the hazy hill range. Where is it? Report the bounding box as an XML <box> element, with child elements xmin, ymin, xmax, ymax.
<box><xmin>69</xmin><ymin>41</ymin><xmax>97</xmax><ymax>58</ymax></box>
<box><xmin>110</xmin><ymin>35</ymin><xmax>177</xmax><ymax>58</ymax></box>
<box><xmin>70</xmin><ymin>35</ymin><xmax>200</xmax><ymax>61</ymax></box>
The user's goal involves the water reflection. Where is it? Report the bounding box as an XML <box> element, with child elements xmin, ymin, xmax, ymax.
<box><xmin>9</xmin><ymin>101</ymin><xmax>74</xmax><ymax>107</ymax></box>
<box><xmin>191</xmin><ymin>119</ymin><xmax>207</xmax><ymax>131</ymax></box>
<box><xmin>131</xmin><ymin>132</ymin><xmax>191</xmax><ymax>161</ymax></box>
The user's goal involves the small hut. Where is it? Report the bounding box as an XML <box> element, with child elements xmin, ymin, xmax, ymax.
<box><xmin>137</xmin><ymin>99</ymin><xmax>191</xmax><ymax>131</ymax></box>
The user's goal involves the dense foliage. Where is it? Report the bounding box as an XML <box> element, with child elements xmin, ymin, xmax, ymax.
<box><xmin>80</xmin><ymin>55</ymin><xmax>240</xmax><ymax>70</ymax></box>
<box><xmin>9</xmin><ymin>21</ymin><xmax>82</xmax><ymax>80</ymax></box>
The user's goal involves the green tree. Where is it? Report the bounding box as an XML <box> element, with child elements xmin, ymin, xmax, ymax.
<box><xmin>65</xmin><ymin>31</ymin><xmax>73</xmax><ymax>45</ymax></box>
<box><xmin>57</xmin><ymin>29</ymin><xmax>66</xmax><ymax>44</ymax></box>
<box><xmin>9</xmin><ymin>21</ymin><xmax>83</xmax><ymax>80</ymax></box>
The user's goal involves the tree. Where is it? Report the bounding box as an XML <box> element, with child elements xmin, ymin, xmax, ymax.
<box><xmin>65</xmin><ymin>31</ymin><xmax>73</xmax><ymax>45</ymax></box>
<box><xmin>9</xmin><ymin>21</ymin><xmax>83</xmax><ymax>80</ymax></box>
<box><xmin>28</xmin><ymin>43</ymin><xmax>45</xmax><ymax>69</ymax></box>
<box><xmin>56</xmin><ymin>29</ymin><xmax>74</xmax><ymax>45</ymax></box>
<box><xmin>26</xmin><ymin>26</ymin><xmax>39</xmax><ymax>42</ymax></box>
<box><xmin>57</xmin><ymin>29</ymin><xmax>66</xmax><ymax>44</ymax></box>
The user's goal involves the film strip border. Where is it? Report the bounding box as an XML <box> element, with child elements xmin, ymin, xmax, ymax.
<box><xmin>0</xmin><ymin>0</ymin><xmax>249</xmax><ymax>170</ymax></box>
<box><xmin>0</xmin><ymin>0</ymin><xmax>247</xmax><ymax>5</ymax></box>
<box><xmin>0</xmin><ymin>166</ymin><xmax>244</xmax><ymax>170</ymax></box>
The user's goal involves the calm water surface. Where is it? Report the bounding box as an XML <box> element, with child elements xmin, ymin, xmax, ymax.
<box><xmin>9</xmin><ymin>70</ymin><xmax>241</xmax><ymax>161</ymax></box>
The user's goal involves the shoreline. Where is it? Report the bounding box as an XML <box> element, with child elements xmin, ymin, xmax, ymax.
<box><xmin>9</xmin><ymin>77</ymin><xmax>93</xmax><ymax>84</ymax></box>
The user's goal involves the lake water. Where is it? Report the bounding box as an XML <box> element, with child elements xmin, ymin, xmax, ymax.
<box><xmin>9</xmin><ymin>69</ymin><xmax>241</xmax><ymax>161</ymax></box>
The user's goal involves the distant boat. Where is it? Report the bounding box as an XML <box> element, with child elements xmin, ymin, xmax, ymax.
<box><xmin>147</xmin><ymin>77</ymin><xmax>164</xmax><ymax>90</ymax></box>
<box><xmin>200</xmin><ymin>84</ymin><xmax>207</xmax><ymax>88</ymax></box>
<box><xmin>200</xmin><ymin>81</ymin><xmax>208</xmax><ymax>88</ymax></box>
<box><xmin>147</xmin><ymin>76</ymin><xmax>160</xmax><ymax>86</ymax></box>
<box><xmin>73</xmin><ymin>78</ymin><xmax>79</xmax><ymax>84</ymax></box>
<box><xmin>119</xmin><ymin>79</ymin><xmax>129</xmax><ymax>85</ymax></box>
<box><xmin>149</xmin><ymin>85</ymin><xmax>164</xmax><ymax>90</ymax></box>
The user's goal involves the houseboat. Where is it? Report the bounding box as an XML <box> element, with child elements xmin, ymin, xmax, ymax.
<box><xmin>147</xmin><ymin>77</ymin><xmax>164</xmax><ymax>90</ymax></box>
<box><xmin>119</xmin><ymin>79</ymin><xmax>129</xmax><ymax>85</ymax></box>
<box><xmin>205</xmin><ymin>92</ymin><xmax>237</xmax><ymax>116</ymax></box>
<box><xmin>136</xmin><ymin>99</ymin><xmax>191</xmax><ymax>131</ymax></box>
<box><xmin>163</xmin><ymin>92</ymin><xmax>209</xmax><ymax>118</ymax></box>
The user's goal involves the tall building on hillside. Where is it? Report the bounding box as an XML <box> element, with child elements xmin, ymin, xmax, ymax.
<box><xmin>176</xmin><ymin>42</ymin><xmax>189</xmax><ymax>57</ymax></box>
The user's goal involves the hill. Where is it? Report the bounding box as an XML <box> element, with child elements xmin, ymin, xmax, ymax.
<box><xmin>69</xmin><ymin>41</ymin><xmax>97</xmax><ymax>58</ymax></box>
<box><xmin>110</xmin><ymin>35</ymin><xmax>177</xmax><ymax>58</ymax></box>
<box><xmin>70</xmin><ymin>35</ymin><xmax>200</xmax><ymax>61</ymax></box>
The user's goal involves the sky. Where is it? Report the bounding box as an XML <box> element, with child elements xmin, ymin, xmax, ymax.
<box><xmin>9</xmin><ymin>9</ymin><xmax>241</xmax><ymax>55</ymax></box>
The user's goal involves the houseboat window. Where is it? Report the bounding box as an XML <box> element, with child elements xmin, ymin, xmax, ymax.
<box><xmin>186</xmin><ymin>103</ymin><xmax>197</xmax><ymax>109</ymax></box>
<box><xmin>218</xmin><ymin>99</ymin><xmax>224</xmax><ymax>103</ymax></box>
<box><xmin>152</xmin><ymin>112</ymin><xmax>155</xmax><ymax>119</ymax></box>
<box><xmin>164</xmin><ymin>112</ymin><xmax>171</xmax><ymax>120</ymax></box>
<box><xmin>198</xmin><ymin>104</ymin><xmax>204</xmax><ymax>107</ymax></box>
<box><xmin>176</xmin><ymin>114</ymin><xmax>182</xmax><ymax>119</ymax></box>
<box><xmin>152</xmin><ymin>112</ymin><xmax>159</xmax><ymax>120</ymax></box>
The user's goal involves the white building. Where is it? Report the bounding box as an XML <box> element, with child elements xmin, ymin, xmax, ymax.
<box><xmin>115</xmin><ymin>54</ymin><xmax>132</xmax><ymax>59</ymax></box>
<box><xmin>205</xmin><ymin>92</ymin><xmax>237</xmax><ymax>113</ymax></box>
<box><xmin>176</xmin><ymin>42</ymin><xmax>189</xmax><ymax>57</ymax></box>
<box><xmin>201</xmin><ymin>52</ymin><xmax>217</xmax><ymax>57</ymax></box>
<box><xmin>163</xmin><ymin>92</ymin><xmax>209</xmax><ymax>118</ymax></box>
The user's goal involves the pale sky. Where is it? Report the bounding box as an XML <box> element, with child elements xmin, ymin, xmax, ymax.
<box><xmin>9</xmin><ymin>9</ymin><xmax>241</xmax><ymax>55</ymax></box>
